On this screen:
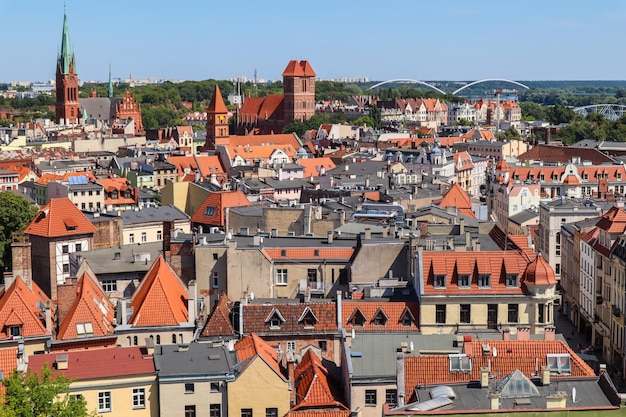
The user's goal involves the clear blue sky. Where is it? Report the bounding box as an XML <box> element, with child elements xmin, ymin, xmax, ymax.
<box><xmin>2</xmin><ymin>0</ymin><xmax>626</xmax><ymax>83</ymax></box>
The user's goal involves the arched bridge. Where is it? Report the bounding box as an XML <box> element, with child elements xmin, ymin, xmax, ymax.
<box><xmin>573</xmin><ymin>104</ymin><xmax>626</xmax><ymax>121</ymax></box>
<box><xmin>368</xmin><ymin>78</ymin><xmax>530</xmax><ymax>96</ymax></box>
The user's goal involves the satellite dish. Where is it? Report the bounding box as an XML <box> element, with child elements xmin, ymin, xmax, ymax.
<box><xmin>572</xmin><ymin>387</ymin><xmax>576</xmax><ymax>403</ymax></box>
<box><xmin>351</xmin><ymin>329</ymin><xmax>355</xmax><ymax>339</ymax></box>
<box><xmin>249</xmin><ymin>292</ymin><xmax>255</xmax><ymax>301</ymax></box>
<box><xmin>492</xmin><ymin>347</ymin><xmax>497</xmax><ymax>357</ymax></box>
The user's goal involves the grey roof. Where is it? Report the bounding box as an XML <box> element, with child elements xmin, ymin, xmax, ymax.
<box><xmin>262</xmin><ymin>178</ymin><xmax>314</xmax><ymax>190</ymax></box>
<box><xmin>72</xmin><ymin>242</ymin><xmax>163</xmax><ymax>276</ymax></box>
<box><xmin>122</xmin><ymin>205</ymin><xmax>189</xmax><ymax>225</ymax></box>
<box><xmin>79</xmin><ymin>97</ymin><xmax>121</xmax><ymax>123</ymax></box>
<box><xmin>508</xmin><ymin>209</ymin><xmax>539</xmax><ymax>226</ymax></box>
<box><xmin>228</xmin><ymin>205</ymin><xmax>265</xmax><ymax>217</ymax></box>
<box><xmin>408</xmin><ymin>205</ymin><xmax>479</xmax><ymax>227</ymax></box>
<box><xmin>154</xmin><ymin>343</ymin><xmax>236</xmax><ymax>379</ymax></box>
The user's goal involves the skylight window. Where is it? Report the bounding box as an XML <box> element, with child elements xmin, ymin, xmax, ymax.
<box><xmin>449</xmin><ymin>354</ymin><xmax>471</xmax><ymax>372</ymax></box>
<box><xmin>546</xmin><ymin>354</ymin><xmax>571</xmax><ymax>375</ymax></box>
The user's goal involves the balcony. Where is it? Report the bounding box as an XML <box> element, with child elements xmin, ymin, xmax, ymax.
<box><xmin>299</xmin><ymin>279</ymin><xmax>325</xmax><ymax>295</ymax></box>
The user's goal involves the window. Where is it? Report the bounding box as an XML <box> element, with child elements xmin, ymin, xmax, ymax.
<box><xmin>386</xmin><ymin>389</ymin><xmax>397</xmax><ymax>406</ymax></box>
<box><xmin>349</xmin><ymin>309</ymin><xmax>366</xmax><ymax>327</ymax></box>
<box><xmin>76</xmin><ymin>322</ymin><xmax>94</xmax><ymax>337</ymax></box>
<box><xmin>318</xmin><ymin>340</ymin><xmax>327</xmax><ymax>351</ymax></box>
<box><xmin>210</xmin><ymin>404</ymin><xmax>221</xmax><ymax>417</ymax></box>
<box><xmin>185</xmin><ymin>405</ymin><xmax>196</xmax><ymax>417</ymax></box>
<box><xmin>75</xmin><ymin>243</ymin><xmax>82</xmax><ymax>252</ymax></box>
<box><xmin>204</xmin><ymin>206</ymin><xmax>216</xmax><ymax>216</ymax></box>
<box><xmin>62</xmin><ymin>263</ymin><xmax>70</xmax><ymax>273</ymax></box>
<box><xmin>266</xmin><ymin>408</ymin><xmax>278</xmax><ymax>417</ymax></box>
<box><xmin>449</xmin><ymin>354</ymin><xmax>472</xmax><ymax>372</ymax></box>
<box><xmin>213</xmin><ymin>253</ymin><xmax>218</xmax><ymax>260</ymax></box>
<box><xmin>286</xmin><ymin>341</ymin><xmax>296</xmax><ymax>352</ymax></box>
<box><xmin>436</xmin><ymin>305</ymin><xmax>447</xmax><ymax>324</ymax></box>
<box><xmin>62</xmin><ymin>244</ymin><xmax>69</xmax><ymax>254</ymax></box>
<box><xmin>98</xmin><ymin>391</ymin><xmax>112</xmax><ymax>412</ymax></box>
<box><xmin>157</xmin><ymin>230</ymin><xmax>162</xmax><ymax>240</ymax></box>
<box><xmin>276</xmin><ymin>269</ymin><xmax>288</xmax><ymax>285</ymax></box>
<box><xmin>141</xmin><ymin>232</ymin><xmax>147</xmax><ymax>243</ymax></box>
<box><xmin>478</xmin><ymin>274</ymin><xmax>491</xmax><ymax>287</ymax></box>
<box><xmin>555</xmin><ymin>263</ymin><xmax>560</xmax><ymax>274</ymax></box>
<box><xmin>210</xmin><ymin>382</ymin><xmax>220</xmax><ymax>392</ymax></box>
<box><xmin>458</xmin><ymin>274</ymin><xmax>470</xmax><ymax>288</ymax></box>
<box><xmin>365</xmin><ymin>390</ymin><xmax>377</xmax><ymax>406</ymax></box>
<box><xmin>400</xmin><ymin>308</ymin><xmax>414</xmax><ymax>327</ymax></box>
<box><xmin>81</xmin><ymin>202</ymin><xmax>86</xmax><ymax>210</ymax></box>
<box><xmin>102</xmin><ymin>280</ymin><xmax>117</xmax><ymax>292</ymax></box>
<box><xmin>460</xmin><ymin>304</ymin><xmax>471</xmax><ymax>323</ymax></box>
<box><xmin>185</xmin><ymin>383</ymin><xmax>195</xmax><ymax>394</ymax></box>
<box><xmin>546</xmin><ymin>354</ymin><xmax>572</xmax><ymax>375</ymax></box>
<box><xmin>212</xmin><ymin>271</ymin><xmax>219</xmax><ymax>288</ymax></box>
<box><xmin>132</xmin><ymin>388</ymin><xmax>145</xmax><ymax>409</ymax></box>
<box><xmin>9</xmin><ymin>325</ymin><xmax>21</xmax><ymax>337</ymax></box>
<box><xmin>241</xmin><ymin>409</ymin><xmax>253</xmax><ymax>417</ymax></box>
<box><xmin>156</xmin><ymin>335</ymin><xmax>160</xmax><ymax>344</ymax></box>
<box><xmin>129</xmin><ymin>233</ymin><xmax>135</xmax><ymax>244</ymax></box>
<box><xmin>508</xmin><ymin>304</ymin><xmax>519</xmax><ymax>323</ymax></box>
<box><xmin>505</xmin><ymin>274</ymin><xmax>518</xmax><ymax>287</ymax></box>
<box><xmin>133</xmin><ymin>336</ymin><xmax>138</xmax><ymax>346</ymax></box>
<box><xmin>372</xmin><ymin>310</ymin><xmax>387</xmax><ymax>326</ymax></box>
<box><xmin>434</xmin><ymin>274</ymin><xmax>446</xmax><ymax>288</ymax></box>
<box><xmin>313</xmin><ymin>249</ymin><xmax>319</xmax><ymax>257</ymax></box>
<box><xmin>172</xmin><ymin>334</ymin><xmax>177</xmax><ymax>343</ymax></box>
<box><xmin>488</xmin><ymin>304</ymin><xmax>498</xmax><ymax>329</ymax></box>
<box><xmin>538</xmin><ymin>303</ymin><xmax>545</xmax><ymax>324</ymax></box>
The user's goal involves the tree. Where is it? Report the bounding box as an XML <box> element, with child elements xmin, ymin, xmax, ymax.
<box><xmin>368</xmin><ymin>106</ymin><xmax>382</xmax><ymax>129</ymax></box>
<box><xmin>0</xmin><ymin>192</ymin><xmax>38</xmax><ymax>271</ymax></box>
<box><xmin>0</xmin><ymin>364</ymin><xmax>93</xmax><ymax>417</ymax></box>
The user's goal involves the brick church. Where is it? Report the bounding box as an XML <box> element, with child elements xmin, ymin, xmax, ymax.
<box><xmin>55</xmin><ymin>10</ymin><xmax>143</xmax><ymax>136</ymax></box>
<box><xmin>234</xmin><ymin>60</ymin><xmax>316</xmax><ymax>135</ymax></box>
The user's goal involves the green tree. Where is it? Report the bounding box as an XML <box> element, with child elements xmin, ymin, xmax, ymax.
<box><xmin>0</xmin><ymin>364</ymin><xmax>93</xmax><ymax>417</ymax></box>
<box><xmin>369</xmin><ymin>106</ymin><xmax>381</xmax><ymax>129</ymax></box>
<box><xmin>0</xmin><ymin>192</ymin><xmax>38</xmax><ymax>271</ymax></box>
<box><xmin>546</xmin><ymin>104</ymin><xmax>575</xmax><ymax>124</ymax></box>
<box><xmin>497</xmin><ymin>126</ymin><xmax>521</xmax><ymax>140</ymax></box>
<box><xmin>519</xmin><ymin>102</ymin><xmax>547</xmax><ymax>121</ymax></box>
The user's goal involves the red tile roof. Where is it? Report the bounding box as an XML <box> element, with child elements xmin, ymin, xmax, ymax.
<box><xmin>238</xmin><ymin>94</ymin><xmax>284</xmax><ymax>125</ymax></box>
<box><xmin>420</xmin><ymin>251</ymin><xmax>534</xmax><ymax>296</ymax></box>
<box><xmin>242</xmin><ymin>303</ymin><xmax>337</xmax><ymax>334</ymax></box>
<box><xmin>297</xmin><ymin>157</ymin><xmax>336</xmax><ymax>177</ymax></box>
<box><xmin>27</xmin><ymin>346</ymin><xmax>155</xmax><ymax>381</ymax></box>
<box><xmin>596</xmin><ymin>206</ymin><xmax>626</xmax><ymax>234</ymax></box>
<box><xmin>263</xmin><ymin>248</ymin><xmax>354</xmax><ymax>261</ymax></box>
<box><xmin>200</xmin><ymin>292</ymin><xmax>236</xmax><ymax>338</ymax></box>
<box><xmin>206</xmin><ymin>85</ymin><xmax>229</xmax><ymax>114</ymax></box>
<box><xmin>0</xmin><ymin>347</ymin><xmax>18</xmax><ymax>380</ymax></box>
<box><xmin>282</xmin><ymin>60</ymin><xmax>316</xmax><ymax>78</ymax></box>
<box><xmin>129</xmin><ymin>256</ymin><xmax>189</xmax><ymax>327</ymax></box>
<box><xmin>24</xmin><ymin>198</ymin><xmax>97</xmax><ymax>238</ymax></box>
<box><xmin>56</xmin><ymin>272</ymin><xmax>115</xmax><ymax>340</ymax></box>
<box><xmin>404</xmin><ymin>339</ymin><xmax>595</xmax><ymax>394</ymax></box>
<box><xmin>0</xmin><ymin>277</ymin><xmax>52</xmax><ymax>340</ymax></box>
<box><xmin>235</xmin><ymin>333</ymin><xmax>286</xmax><ymax>380</ymax></box>
<box><xmin>518</xmin><ymin>145</ymin><xmax>614</xmax><ymax>165</ymax></box>
<box><xmin>342</xmin><ymin>301</ymin><xmax>419</xmax><ymax>331</ymax></box>
<box><xmin>437</xmin><ymin>183</ymin><xmax>475</xmax><ymax>218</ymax></box>
<box><xmin>191</xmin><ymin>190</ymin><xmax>251</xmax><ymax>227</ymax></box>
<box><xmin>523</xmin><ymin>253</ymin><xmax>557</xmax><ymax>286</ymax></box>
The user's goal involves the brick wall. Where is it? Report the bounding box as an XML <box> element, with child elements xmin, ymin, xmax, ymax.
<box><xmin>92</xmin><ymin>218</ymin><xmax>121</xmax><ymax>249</ymax></box>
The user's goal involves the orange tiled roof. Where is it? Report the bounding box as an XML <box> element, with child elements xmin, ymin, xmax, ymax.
<box><xmin>290</xmin><ymin>349</ymin><xmax>348</xmax><ymax>413</ymax></box>
<box><xmin>404</xmin><ymin>339</ymin><xmax>595</xmax><ymax>394</ymax></box>
<box><xmin>129</xmin><ymin>256</ymin><xmax>189</xmax><ymax>327</ymax></box>
<box><xmin>200</xmin><ymin>293</ymin><xmax>235</xmax><ymax>338</ymax></box>
<box><xmin>263</xmin><ymin>247</ymin><xmax>354</xmax><ymax>261</ymax></box>
<box><xmin>235</xmin><ymin>333</ymin><xmax>285</xmax><ymax>380</ymax></box>
<box><xmin>35</xmin><ymin>171</ymin><xmax>95</xmax><ymax>185</ymax></box>
<box><xmin>437</xmin><ymin>183</ymin><xmax>475</xmax><ymax>218</ymax></box>
<box><xmin>453</xmin><ymin>151</ymin><xmax>474</xmax><ymax>171</ymax></box>
<box><xmin>0</xmin><ymin>347</ymin><xmax>18</xmax><ymax>380</ymax></box>
<box><xmin>242</xmin><ymin>302</ymin><xmax>337</xmax><ymax>334</ymax></box>
<box><xmin>421</xmin><ymin>250</ymin><xmax>534</xmax><ymax>295</ymax></box>
<box><xmin>596</xmin><ymin>206</ymin><xmax>626</xmax><ymax>234</ymax></box>
<box><xmin>297</xmin><ymin>157</ymin><xmax>336</xmax><ymax>177</ymax></box>
<box><xmin>0</xmin><ymin>277</ymin><xmax>51</xmax><ymax>340</ymax></box>
<box><xmin>194</xmin><ymin>155</ymin><xmax>225</xmax><ymax>177</ymax></box>
<box><xmin>56</xmin><ymin>272</ymin><xmax>115</xmax><ymax>340</ymax></box>
<box><xmin>227</xmin><ymin>143</ymin><xmax>297</xmax><ymax>163</ymax></box>
<box><xmin>24</xmin><ymin>198</ymin><xmax>97</xmax><ymax>238</ymax></box>
<box><xmin>228</xmin><ymin>133</ymin><xmax>301</xmax><ymax>149</ymax></box>
<box><xmin>206</xmin><ymin>85</ymin><xmax>229</xmax><ymax>114</ymax></box>
<box><xmin>167</xmin><ymin>155</ymin><xmax>198</xmax><ymax>176</ymax></box>
<box><xmin>342</xmin><ymin>300</ymin><xmax>419</xmax><ymax>331</ymax></box>
<box><xmin>282</xmin><ymin>60</ymin><xmax>316</xmax><ymax>78</ymax></box>
<box><xmin>191</xmin><ymin>190</ymin><xmax>251</xmax><ymax>227</ymax></box>
<box><xmin>524</xmin><ymin>253</ymin><xmax>557</xmax><ymax>286</ymax></box>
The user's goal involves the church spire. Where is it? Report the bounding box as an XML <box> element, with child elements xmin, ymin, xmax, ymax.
<box><xmin>108</xmin><ymin>64</ymin><xmax>113</xmax><ymax>98</ymax></box>
<box><xmin>58</xmin><ymin>9</ymin><xmax>75</xmax><ymax>75</ymax></box>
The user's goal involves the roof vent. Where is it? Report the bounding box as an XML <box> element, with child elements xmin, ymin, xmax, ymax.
<box><xmin>113</xmin><ymin>252</ymin><xmax>121</xmax><ymax>260</ymax></box>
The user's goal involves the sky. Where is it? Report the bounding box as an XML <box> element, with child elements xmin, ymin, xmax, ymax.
<box><xmin>2</xmin><ymin>1</ymin><xmax>626</xmax><ymax>83</ymax></box>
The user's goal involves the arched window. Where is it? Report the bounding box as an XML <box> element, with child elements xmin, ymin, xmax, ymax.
<box><xmin>172</xmin><ymin>334</ymin><xmax>177</xmax><ymax>344</ymax></box>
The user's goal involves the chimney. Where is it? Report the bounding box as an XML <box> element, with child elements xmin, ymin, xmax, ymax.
<box><xmin>465</xmin><ymin>231</ymin><xmax>471</xmax><ymax>248</ymax></box>
<box><xmin>545</xmin><ymin>391</ymin><xmax>567</xmax><ymax>409</ymax></box>
<box><xmin>502</xmin><ymin>327</ymin><xmax>510</xmax><ymax>340</ymax></box>
<box><xmin>11</xmin><ymin>234</ymin><xmax>32</xmax><ymax>290</ymax></box>
<box><xmin>187</xmin><ymin>280</ymin><xmax>197</xmax><ymax>325</ymax></box>
<box><xmin>56</xmin><ymin>277</ymin><xmax>78</xmax><ymax>325</ymax></box>
<box><xmin>459</xmin><ymin>218</ymin><xmax>465</xmax><ymax>235</ymax></box>
<box><xmin>252</xmin><ymin>235</ymin><xmax>261</xmax><ymax>247</ymax></box>
<box><xmin>480</xmin><ymin>367</ymin><xmax>490</xmax><ymax>388</ymax></box>
<box><xmin>287</xmin><ymin>352</ymin><xmax>297</xmax><ymax>406</ymax></box>
<box><xmin>364</xmin><ymin>228</ymin><xmax>371</xmax><ymax>240</ymax></box>
<box><xmin>541</xmin><ymin>365</ymin><xmax>551</xmax><ymax>385</ymax></box>
<box><xmin>336</xmin><ymin>291</ymin><xmax>343</xmax><ymax>330</ymax></box>
<box><xmin>543</xmin><ymin>326</ymin><xmax>556</xmax><ymax>340</ymax></box>
<box><xmin>516</xmin><ymin>326</ymin><xmax>530</xmax><ymax>341</ymax></box>
<box><xmin>396</xmin><ymin>351</ymin><xmax>405</xmax><ymax>407</ymax></box>
<box><xmin>473</xmin><ymin>238</ymin><xmax>481</xmax><ymax>252</ymax></box>
<box><xmin>45</xmin><ymin>301</ymin><xmax>52</xmax><ymax>333</ymax></box>
<box><xmin>382</xmin><ymin>227</ymin><xmax>389</xmax><ymax>238</ymax></box>
<box><xmin>327</xmin><ymin>231</ymin><xmax>333</xmax><ymax>244</ymax></box>
<box><xmin>490</xmin><ymin>393</ymin><xmax>500</xmax><ymax>410</ymax></box>
<box><xmin>145</xmin><ymin>338</ymin><xmax>155</xmax><ymax>355</ymax></box>
<box><xmin>448</xmin><ymin>236</ymin><xmax>454</xmax><ymax>251</ymax></box>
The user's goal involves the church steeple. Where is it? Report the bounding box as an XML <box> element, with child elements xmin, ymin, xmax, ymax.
<box><xmin>58</xmin><ymin>10</ymin><xmax>75</xmax><ymax>75</ymax></box>
<box><xmin>55</xmin><ymin>8</ymin><xmax>80</xmax><ymax>125</ymax></box>
<box><xmin>108</xmin><ymin>64</ymin><xmax>113</xmax><ymax>98</ymax></box>
<box><xmin>204</xmin><ymin>85</ymin><xmax>230</xmax><ymax>150</ymax></box>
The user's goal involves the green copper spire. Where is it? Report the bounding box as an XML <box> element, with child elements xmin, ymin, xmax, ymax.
<box><xmin>58</xmin><ymin>10</ymin><xmax>75</xmax><ymax>75</ymax></box>
<box><xmin>108</xmin><ymin>64</ymin><xmax>113</xmax><ymax>98</ymax></box>
<box><xmin>82</xmin><ymin>106</ymin><xmax>88</xmax><ymax>120</ymax></box>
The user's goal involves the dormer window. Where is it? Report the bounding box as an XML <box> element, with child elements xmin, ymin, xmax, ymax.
<box><xmin>348</xmin><ymin>308</ymin><xmax>367</xmax><ymax>327</ymax></box>
<box><xmin>204</xmin><ymin>206</ymin><xmax>216</xmax><ymax>216</ymax></box>
<box><xmin>478</xmin><ymin>274</ymin><xmax>491</xmax><ymax>288</ymax></box>
<box><xmin>372</xmin><ymin>308</ymin><xmax>388</xmax><ymax>327</ymax></box>
<box><xmin>506</xmin><ymin>274</ymin><xmax>518</xmax><ymax>287</ymax></box>
<box><xmin>399</xmin><ymin>307</ymin><xmax>415</xmax><ymax>327</ymax></box>
<box><xmin>449</xmin><ymin>354</ymin><xmax>472</xmax><ymax>372</ymax></box>
<box><xmin>458</xmin><ymin>274</ymin><xmax>470</xmax><ymax>288</ymax></box>
<box><xmin>547</xmin><ymin>354</ymin><xmax>571</xmax><ymax>375</ymax></box>
<box><xmin>265</xmin><ymin>308</ymin><xmax>286</xmax><ymax>330</ymax></box>
<box><xmin>298</xmin><ymin>307</ymin><xmax>318</xmax><ymax>329</ymax></box>
<box><xmin>76</xmin><ymin>322</ymin><xmax>94</xmax><ymax>338</ymax></box>
<box><xmin>434</xmin><ymin>274</ymin><xmax>446</xmax><ymax>288</ymax></box>
<box><xmin>9</xmin><ymin>325</ymin><xmax>21</xmax><ymax>337</ymax></box>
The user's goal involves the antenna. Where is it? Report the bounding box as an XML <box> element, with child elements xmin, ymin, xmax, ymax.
<box><xmin>249</xmin><ymin>292</ymin><xmax>255</xmax><ymax>301</ymax></box>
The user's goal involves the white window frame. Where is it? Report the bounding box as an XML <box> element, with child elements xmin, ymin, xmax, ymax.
<box><xmin>132</xmin><ymin>388</ymin><xmax>145</xmax><ymax>409</ymax></box>
<box><xmin>98</xmin><ymin>391</ymin><xmax>112</xmax><ymax>412</ymax></box>
<box><xmin>276</xmin><ymin>269</ymin><xmax>288</xmax><ymax>285</ymax></box>
<box><xmin>141</xmin><ymin>232</ymin><xmax>147</xmax><ymax>243</ymax></box>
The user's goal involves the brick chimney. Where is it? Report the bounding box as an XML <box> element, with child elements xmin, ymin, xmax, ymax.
<box><xmin>57</xmin><ymin>277</ymin><xmax>79</xmax><ymax>325</ymax></box>
<box><xmin>516</xmin><ymin>326</ymin><xmax>530</xmax><ymax>341</ymax></box>
<box><xmin>543</xmin><ymin>326</ymin><xmax>556</xmax><ymax>340</ymax></box>
<box><xmin>287</xmin><ymin>351</ymin><xmax>296</xmax><ymax>406</ymax></box>
<box><xmin>11</xmin><ymin>233</ymin><xmax>32</xmax><ymax>290</ymax></box>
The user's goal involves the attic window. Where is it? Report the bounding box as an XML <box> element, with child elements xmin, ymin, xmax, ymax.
<box><xmin>265</xmin><ymin>308</ymin><xmax>286</xmax><ymax>330</ymax></box>
<box><xmin>348</xmin><ymin>308</ymin><xmax>367</xmax><ymax>327</ymax></box>
<box><xmin>478</xmin><ymin>274</ymin><xmax>491</xmax><ymax>288</ymax></box>
<box><xmin>204</xmin><ymin>206</ymin><xmax>216</xmax><ymax>216</ymax></box>
<box><xmin>506</xmin><ymin>274</ymin><xmax>518</xmax><ymax>287</ymax></box>
<box><xmin>400</xmin><ymin>307</ymin><xmax>415</xmax><ymax>327</ymax></box>
<box><xmin>314</xmin><ymin>249</ymin><xmax>320</xmax><ymax>257</ymax></box>
<box><xmin>298</xmin><ymin>307</ymin><xmax>318</xmax><ymax>329</ymax></box>
<box><xmin>449</xmin><ymin>354</ymin><xmax>472</xmax><ymax>372</ymax></box>
<box><xmin>372</xmin><ymin>308</ymin><xmax>388</xmax><ymax>327</ymax></box>
<box><xmin>458</xmin><ymin>274</ymin><xmax>470</xmax><ymax>288</ymax></box>
<box><xmin>8</xmin><ymin>325</ymin><xmax>21</xmax><ymax>337</ymax></box>
<box><xmin>281</xmin><ymin>249</ymin><xmax>287</xmax><ymax>257</ymax></box>
<box><xmin>434</xmin><ymin>274</ymin><xmax>446</xmax><ymax>288</ymax></box>
<box><xmin>76</xmin><ymin>322</ymin><xmax>94</xmax><ymax>338</ymax></box>
<box><xmin>546</xmin><ymin>354</ymin><xmax>571</xmax><ymax>375</ymax></box>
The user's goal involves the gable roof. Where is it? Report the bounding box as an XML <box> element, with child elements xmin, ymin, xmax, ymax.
<box><xmin>24</xmin><ymin>198</ymin><xmax>97</xmax><ymax>238</ymax></box>
<box><xmin>437</xmin><ymin>183</ymin><xmax>475</xmax><ymax>218</ymax></box>
<box><xmin>200</xmin><ymin>292</ymin><xmax>236</xmax><ymax>338</ymax></box>
<box><xmin>206</xmin><ymin>85</ymin><xmax>229</xmax><ymax>114</ymax></box>
<box><xmin>342</xmin><ymin>301</ymin><xmax>419</xmax><ymax>331</ymax></box>
<box><xmin>595</xmin><ymin>205</ymin><xmax>626</xmax><ymax>233</ymax></box>
<box><xmin>0</xmin><ymin>277</ymin><xmax>51</xmax><ymax>340</ymax></box>
<box><xmin>56</xmin><ymin>272</ymin><xmax>115</xmax><ymax>340</ymax></box>
<box><xmin>234</xmin><ymin>333</ymin><xmax>286</xmax><ymax>380</ymax></box>
<box><xmin>518</xmin><ymin>145</ymin><xmax>614</xmax><ymax>165</ymax></box>
<box><xmin>297</xmin><ymin>157</ymin><xmax>336</xmax><ymax>178</ymax></box>
<box><xmin>129</xmin><ymin>256</ymin><xmax>189</xmax><ymax>327</ymax></box>
<box><xmin>191</xmin><ymin>190</ymin><xmax>251</xmax><ymax>227</ymax></box>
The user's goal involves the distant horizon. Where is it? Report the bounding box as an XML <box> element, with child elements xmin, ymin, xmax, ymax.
<box><xmin>2</xmin><ymin>1</ymin><xmax>626</xmax><ymax>83</ymax></box>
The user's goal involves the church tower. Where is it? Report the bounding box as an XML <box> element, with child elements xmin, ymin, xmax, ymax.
<box><xmin>204</xmin><ymin>85</ymin><xmax>230</xmax><ymax>150</ymax></box>
<box><xmin>282</xmin><ymin>60</ymin><xmax>316</xmax><ymax>125</ymax></box>
<box><xmin>55</xmin><ymin>10</ymin><xmax>80</xmax><ymax>125</ymax></box>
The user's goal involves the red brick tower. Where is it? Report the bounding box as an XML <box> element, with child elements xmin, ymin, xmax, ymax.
<box><xmin>55</xmin><ymin>10</ymin><xmax>80</xmax><ymax>125</ymax></box>
<box><xmin>204</xmin><ymin>85</ymin><xmax>230</xmax><ymax>150</ymax></box>
<box><xmin>282</xmin><ymin>60</ymin><xmax>316</xmax><ymax>124</ymax></box>
<box><xmin>116</xmin><ymin>90</ymin><xmax>144</xmax><ymax>135</ymax></box>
